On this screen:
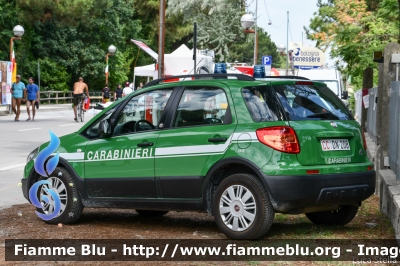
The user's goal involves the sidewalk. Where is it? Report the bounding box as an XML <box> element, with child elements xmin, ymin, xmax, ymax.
<box><xmin>0</xmin><ymin>103</ymin><xmax>72</xmax><ymax>116</ymax></box>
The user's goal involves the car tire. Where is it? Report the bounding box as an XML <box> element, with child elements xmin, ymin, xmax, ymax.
<box><xmin>213</xmin><ymin>173</ymin><xmax>274</xmax><ymax>239</ymax></box>
<box><xmin>135</xmin><ymin>210</ymin><xmax>169</xmax><ymax>217</ymax></box>
<box><xmin>35</xmin><ymin>167</ymin><xmax>83</xmax><ymax>224</ymax></box>
<box><xmin>305</xmin><ymin>205</ymin><xmax>359</xmax><ymax>226</ymax></box>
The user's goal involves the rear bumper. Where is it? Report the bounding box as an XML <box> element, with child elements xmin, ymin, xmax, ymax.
<box><xmin>263</xmin><ymin>170</ymin><xmax>376</xmax><ymax>213</ymax></box>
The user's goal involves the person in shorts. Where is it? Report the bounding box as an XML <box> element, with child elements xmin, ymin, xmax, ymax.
<box><xmin>102</xmin><ymin>84</ymin><xmax>110</xmax><ymax>103</ymax></box>
<box><xmin>73</xmin><ymin>77</ymin><xmax>89</xmax><ymax>122</ymax></box>
<box><xmin>24</xmin><ymin>77</ymin><xmax>40</xmax><ymax>121</ymax></box>
<box><xmin>11</xmin><ymin>74</ymin><xmax>26</xmax><ymax>121</ymax></box>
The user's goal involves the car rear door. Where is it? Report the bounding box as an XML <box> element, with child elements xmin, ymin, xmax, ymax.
<box><xmin>154</xmin><ymin>84</ymin><xmax>237</xmax><ymax>198</ymax></box>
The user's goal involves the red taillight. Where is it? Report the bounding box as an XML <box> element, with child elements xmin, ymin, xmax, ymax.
<box><xmin>362</xmin><ymin>129</ymin><xmax>367</xmax><ymax>151</ymax></box>
<box><xmin>367</xmin><ymin>166</ymin><xmax>373</xmax><ymax>171</ymax></box>
<box><xmin>256</xmin><ymin>126</ymin><xmax>300</xmax><ymax>154</ymax></box>
<box><xmin>296</xmin><ymin>81</ymin><xmax>314</xmax><ymax>85</ymax></box>
<box><xmin>306</xmin><ymin>170</ymin><xmax>320</xmax><ymax>174</ymax></box>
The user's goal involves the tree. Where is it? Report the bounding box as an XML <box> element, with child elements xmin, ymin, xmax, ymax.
<box><xmin>16</xmin><ymin>0</ymin><xmax>111</xmax><ymax>26</ymax></box>
<box><xmin>305</xmin><ymin>0</ymin><xmax>399</xmax><ymax>88</ymax></box>
<box><xmin>16</xmin><ymin>0</ymin><xmax>141</xmax><ymax>90</ymax></box>
<box><xmin>167</xmin><ymin>0</ymin><xmax>245</xmax><ymax>62</ymax></box>
<box><xmin>228</xmin><ymin>28</ymin><xmax>283</xmax><ymax>67</ymax></box>
<box><xmin>0</xmin><ymin>0</ymin><xmax>19</xmax><ymax>62</ymax></box>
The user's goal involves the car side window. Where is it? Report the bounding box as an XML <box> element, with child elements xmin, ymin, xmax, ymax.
<box><xmin>83</xmin><ymin>102</ymin><xmax>122</xmax><ymax>139</ymax></box>
<box><xmin>242</xmin><ymin>87</ymin><xmax>282</xmax><ymax>122</ymax></box>
<box><xmin>113</xmin><ymin>89</ymin><xmax>173</xmax><ymax>135</ymax></box>
<box><xmin>173</xmin><ymin>87</ymin><xmax>230</xmax><ymax>127</ymax></box>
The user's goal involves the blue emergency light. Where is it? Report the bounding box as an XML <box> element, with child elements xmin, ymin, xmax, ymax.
<box><xmin>253</xmin><ymin>65</ymin><xmax>265</xmax><ymax>78</ymax></box>
<box><xmin>214</xmin><ymin>63</ymin><xmax>227</xmax><ymax>74</ymax></box>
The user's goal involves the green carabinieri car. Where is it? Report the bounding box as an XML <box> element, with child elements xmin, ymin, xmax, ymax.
<box><xmin>22</xmin><ymin>73</ymin><xmax>375</xmax><ymax>239</ymax></box>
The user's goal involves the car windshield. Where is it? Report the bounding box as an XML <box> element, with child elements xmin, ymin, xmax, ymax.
<box><xmin>271</xmin><ymin>83</ymin><xmax>352</xmax><ymax>121</ymax></box>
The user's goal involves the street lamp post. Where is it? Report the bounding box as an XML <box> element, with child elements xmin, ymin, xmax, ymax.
<box><xmin>276</xmin><ymin>11</ymin><xmax>292</xmax><ymax>75</ymax></box>
<box><xmin>9</xmin><ymin>25</ymin><xmax>24</xmax><ymax>114</ymax></box>
<box><xmin>10</xmin><ymin>25</ymin><xmax>24</xmax><ymax>62</ymax></box>
<box><xmin>241</xmin><ymin>13</ymin><xmax>258</xmax><ymax>66</ymax></box>
<box><xmin>105</xmin><ymin>45</ymin><xmax>116</xmax><ymax>85</ymax></box>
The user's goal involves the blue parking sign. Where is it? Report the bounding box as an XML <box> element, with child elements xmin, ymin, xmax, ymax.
<box><xmin>262</xmin><ymin>56</ymin><xmax>272</xmax><ymax>66</ymax></box>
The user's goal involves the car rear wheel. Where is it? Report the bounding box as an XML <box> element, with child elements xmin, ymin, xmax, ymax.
<box><xmin>305</xmin><ymin>205</ymin><xmax>359</xmax><ymax>226</ymax></box>
<box><xmin>135</xmin><ymin>210</ymin><xmax>169</xmax><ymax>217</ymax></box>
<box><xmin>213</xmin><ymin>173</ymin><xmax>274</xmax><ymax>239</ymax></box>
<box><xmin>35</xmin><ymin>167</ymin><xmax>83</xmax><ymax>224</ymax></box>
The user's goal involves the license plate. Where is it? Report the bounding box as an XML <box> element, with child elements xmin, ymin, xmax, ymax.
<box><xmin>320</xmin><ymin>139</ymin><xmax>350</xmax><ymax>151</ymax></box>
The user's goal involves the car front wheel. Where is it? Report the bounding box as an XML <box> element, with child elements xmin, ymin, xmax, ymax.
<box><xmin>305</xmin><ymin>205</ymin><xmax>359</xmax><ymax>226</ymax></box>
<box><xmin>213</xmin><ymin>173</ymin><xmax>274</xmax><ymax>239</ymax></box>
<box><xmin>35</xmin><ymin>167</ymin><xmax>83</xmax><ymax>224</ymax></box>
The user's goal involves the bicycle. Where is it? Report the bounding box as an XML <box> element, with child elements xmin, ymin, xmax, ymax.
<box><xmin>76</xmin><ymin>96</ymin><xmax>86</xmax><ymax>122</ymax></box>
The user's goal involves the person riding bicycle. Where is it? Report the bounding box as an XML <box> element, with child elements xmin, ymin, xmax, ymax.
<box><xmin>73</xmin><ymin>77</ymin><xmax>89</xmax><ymax>122</ymax></box>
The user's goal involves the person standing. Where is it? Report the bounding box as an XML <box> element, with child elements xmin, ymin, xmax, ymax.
<box><xmin>114</xmin><ymin>84</ymin><xmax>123</xmax><ymax>101</ymax></box>
<box><xmin>72</xmin><ymin>77</ymin><xmax>89</xmax><ymax>122</ymax></box>
<box><xmin>122</xmin><ymin>81</ymin><xmax>133</xmax><ymax>97</ymax></box>
<box><xmin>102</xmin><ymin>84</ymin><xmax>111</xmax><ymax>103</ymax></box>
<box><xmin>138</xmin><ymin>82</ymin><xmax>144</xmax><ymax>90</ymax></box>
<box><xmin>24</xmin><ymin>77</ymin><xmax>40</xmax><ymax>121</ymax></box>
<box><xmin>11</xmin><ymin>74</ymin><xmax>26</xmax><ymax>121</ymax></box>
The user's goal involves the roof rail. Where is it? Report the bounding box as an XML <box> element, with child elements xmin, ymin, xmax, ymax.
<box><xmin>260</xmin><ymin>76</ymin><xmax>310</xmax><ymax>80</ymax></box>
<box><xmin>143</xmin><ymin>74</ymin><xmax>255</xmax><ymax>88</ymax></box>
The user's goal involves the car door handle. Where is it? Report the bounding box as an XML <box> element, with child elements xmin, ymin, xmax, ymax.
<box><xmin>208</xmin><ymin>137</ymin><xmax>227</xmax><ymax>143</ymax></box>
<box><xmin>137</xmin><ymin>142</ymin><xmax>154</xmax><ymax>147</ymax></box>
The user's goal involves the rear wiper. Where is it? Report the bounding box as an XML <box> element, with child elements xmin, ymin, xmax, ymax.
<box><xmin>307</xmin><ymin>111</ymin><xmax>335</xmax><ymax>118</ymax></box>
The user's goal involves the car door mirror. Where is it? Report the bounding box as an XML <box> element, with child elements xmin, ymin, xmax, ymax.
<box><xmin>98</xmin><ymin>119</ymin><xmax>112</xmax><ymax>137</ymax></box>
<box><xmin>342</xmin><ymin>90</ymin><xmax>348</xmax><ymax>100</ymax></box>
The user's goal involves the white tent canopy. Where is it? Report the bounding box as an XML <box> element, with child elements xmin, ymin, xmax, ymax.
<box><xmin>133</xmin><ymin>44</ymin><xmax>214</xmax><ymax>84</ymax></box>
<box><xmin>134</xmin><ymin>64</ymin><xmax>157</xmax><ymax>78</ymax></box>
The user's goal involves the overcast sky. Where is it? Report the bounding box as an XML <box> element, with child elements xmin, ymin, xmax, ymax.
<box><xmin>249</xmin><ymin>0</ymin><xmax>319</xmax><ymax>47</ymax></box>
<box><xmin>248</xmin><ymin>0</ymin><xmax>335</xmax><ymax>66</ymax></box>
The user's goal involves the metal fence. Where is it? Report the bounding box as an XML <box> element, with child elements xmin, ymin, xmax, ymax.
<box><xmin>389</xmin><ymin>82</ymin><xmax>400</xmax><ymax>176</ymax></box>
<box><xmin>39</xmin><ymin>90</ymin><xmax>113</xmax><ymax>104</ymax></box>
<box><xmin>366</xmin><ymin>87</ymin><xmax>378</xmax><ymax>142</ymax></box>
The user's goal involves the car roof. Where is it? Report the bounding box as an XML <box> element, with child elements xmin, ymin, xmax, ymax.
<box><xmin>142</xmin><ymin>74</ymin><xmax>320</xmax><ymax>90</ymax></box>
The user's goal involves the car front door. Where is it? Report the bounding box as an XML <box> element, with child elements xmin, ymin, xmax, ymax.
<box><xmin>155</xmin><ymin>85</ymin><xmax>237</xmax><ymax>199</ymax></box>
<box><xmin>83</xmin><ymin>88</ymin><xmax>174</xmax><ymax>198</ymax></box>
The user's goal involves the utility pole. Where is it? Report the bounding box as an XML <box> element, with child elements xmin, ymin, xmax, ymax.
<box><xmin>158</xmin><ymin>0</ymin><xmax>166</xmax><ymax>78</ymax></box>
<box><xmin>254</xmin><ymin>0</ymin><xmax>258</xmax><ymax>65</ymax></box>
<box><xmin>286</xmin><ymin>11</ymin><xmax>289</xmax><ymax>75</ymax></box>
<box><xmin>193</xmin><ymin>23</ymin><xmax>197</xmax><ymax>73</ymax></box>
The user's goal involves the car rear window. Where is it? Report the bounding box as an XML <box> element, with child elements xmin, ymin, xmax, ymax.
<box><xmin>271</xmin><ymin>83</ymin><xmax>352</xmax><ymax>121</ymax></box>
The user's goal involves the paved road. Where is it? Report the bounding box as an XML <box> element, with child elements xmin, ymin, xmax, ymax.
<box><xmin>0</xmin><ymin>108</ymin><xmax>98</xmax><ymax>210</ymax></box>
